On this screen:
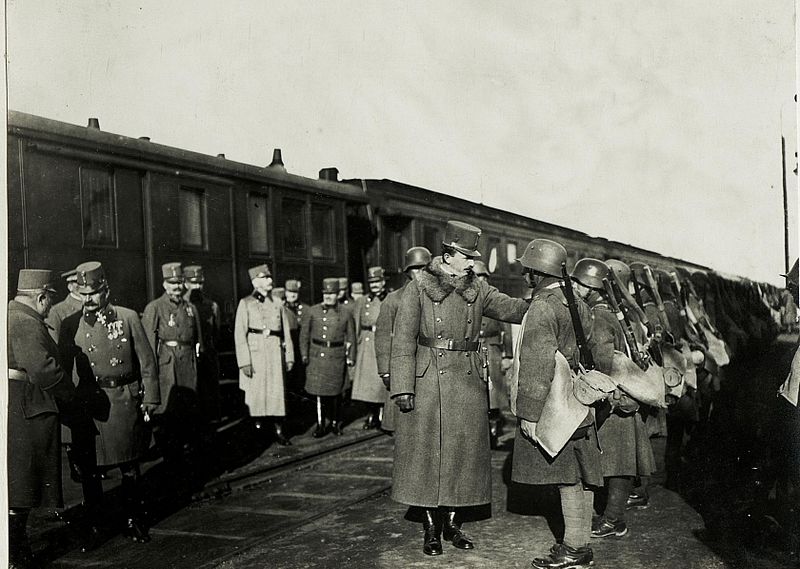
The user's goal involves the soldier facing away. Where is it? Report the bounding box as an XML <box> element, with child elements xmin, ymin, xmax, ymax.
<box><xmin>390</xmin><ymin>220</ymin><xmax>529</xmax><ymax>556</ymax></box>
<box><xmin>8</xmin><ymin>269</ymin><xmax>76</xmax><ymax>568</ymax></box>
<box><xmin>60</xmin><ymin>261</ymin><xmax>161</xmax><ymax>545</ymax></box>
<box><xmin>234</xmin><ymin>264</ymin><xmax>295</xmax><ymax>446</ymax></box>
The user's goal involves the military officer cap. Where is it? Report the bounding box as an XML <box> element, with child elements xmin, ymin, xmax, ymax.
<box><xmin>183</xmin><ymin>265</ymin><xmax>204</xmax><ymax>283</ymax></box>
<box><xmin>403</xmin><ymin>246</ymin><xmax>432</xmax><ymax>272</ymax></box>
<box><xmin>518</xmin><ymin>239</ymin><xmax>567</xmax><ymax>277</ymax></box>
<box><xmin>442</xmin><ymin>220</ymin><xmax>482</xmax><ymax>257</ymax></box>
<box><xmin>367</xmin><ymin>267</ymin><xmax>385</xmax><ymax>282</ymax></box>
<box><xmin>61</xmin><ymin>268</ymin><xmax>78</xmax><ymax>283</ymax></box>
<box><xmin>17</xmin><ymin>269</ymin><xmax>57</xmax><ymax>294</ymax></box>
<box><xmin>162</xmin><ymin>262</ymin><xmax>184</xmax><ymax>283</ymax></box>
<box><xmin>472</xmin><ymin>260</ymin><xmax>489</xmax><ymax>276</ymax></box>
<box><xmin>351</xmin><ymin>282</ymin><xmax>364</xmax><ymax>294</ymax></box>
<box><xmin>75</xmin><ymin>261</ymin><xmax>108</xmax><ymax>294</ymax></box>
<box><xmin>272</xmin><ymin>287</ymin><xmax>286</xmax><ymax>300</ymax></box>
<box><xmin>337</xmin><ymin>277</ymin><xmax>349</xmax><ymax>290</ymax></box>
<box><xmin>571</xmin><ymin>258</ymin><xmax>609</xmax><ymax>291</ymax></box>
<box><xmin>248</xmin><ymin>264</ymin><xmax>271</xmax><ymax>281</ymax></box>
<box><xmin>322</xmin><ymin>278</ymin><xmax>341</xmax><ymax>293</ymax></box>
<box><xmin>605</xmin><ymin>259</ymin><xmax>632</xmax><ymax>287</ymax></box>
<box><xmin>285</xmin><ymin>279</ymin><xmax>301</xmax><ymax>292</ymax></box>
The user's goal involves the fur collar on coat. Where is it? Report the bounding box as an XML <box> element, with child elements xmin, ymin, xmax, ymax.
<box><xmin>417</xmin><ymin>257</ymin><xmax>480</xmax><ymax>304</ymax></box>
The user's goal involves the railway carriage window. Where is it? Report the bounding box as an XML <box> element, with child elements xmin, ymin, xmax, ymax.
<box><xmin>422</xmin><ymin>225</ymin><xmax>441</xmax><ymax>255</ymax></box>
<box><xmin>80</xmin><ymin>166</ymin><xmax>117</xmax><ymax>246</ymax></box>
<box><xmin>179</xmin><ymin>186</ymin><xmax>207</xmax><ymax>249</ymax></box>
<box><xmin>248</xmin><ymin>193</ymin><xmax>269</xmax><ymax>254</ymax></box>
<box><xmin>507</xmin><ymin>242</ymin><xmax>518</xmax><ymax>267</ymax></box>
<box><xmin>310</xmin><ymin>203</ymin><xmax>335</xmax><ymax>259</ymax></box>
<box><xmin>281</xmin><ymin>198</ymin><xmax>307</xmax><ymax>257</ymax></box>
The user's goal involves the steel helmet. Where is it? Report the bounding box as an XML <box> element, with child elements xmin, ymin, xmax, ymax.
<box><xmin>605</xmin><ymin>259</ymin><xmax>632</xmax><ymax>287</ymax></box>
<box><xmin>472</xmin><ymin>260</ymin><xmax>489</xmax><ymax>276</ymax></box>
<box><xmin>571</xmin><ymin>258</ymin><xmax>610</xmax><ymax>291</ymax></box>
<box><xmin>403</xmin><ymin>246</ymin><xmax>432</xmax><ymax>272</ymax></box>
<box><xmin>628</xmin><ymin>262</ymin><xmax>650</xmax><ymax>288</ymax></box>
<box><xmin>518</xmin><ymin>239</ymin><xmax>567</xmax><ymax>277</ymax></box>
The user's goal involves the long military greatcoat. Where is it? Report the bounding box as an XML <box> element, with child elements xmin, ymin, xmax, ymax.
<box><xmin>374</xmin><ymin>285</ymin><xmax>404</xmax><ymax>432</ymax></box>
<box><xmin>234</xmin><ymin>292</ymin><xmax>294</xmax><ymax>417</ymax></box>
<box><xmin>46</xmin><ymin>293</ymin><xmax>84</xmax><ymax>444</ymax></box>
<box><xmin>588</xmin><ymin>297</ymin><xmax>656</xmax><ymax>478</ymax></box>
<box><xmin>142</xmin><ymin>293</ymin><xmax>202</xmax><ymax>418</ymax></box>
<box><xmin>300</xmin><ymin>303</ymin><xmax>356</xmax><ymax>397</ymax></box>
<box><xmin>186</xmin><ymin>289</ymin><xmax>222</xmax><ymax>420</ymax></box>
<box><xmin>351</xmin><ymin>292</ymin><xmax>388</xmax><ymax>404</ymax></box>
<box><xmin>8</xmin><ymin>300</ymin><xmax>75</xmax><ymax>508</ymax></box>
<box><xmin>479</xmin><ymin>316</ymin><xmax>513</xmax><ymax>410</ymax></box>
<box><xmin>510</xmin><ymin>279</ymin><xmax>603</xmax><ymax>487</ymax></box>
<box><xmin>390</xmin><ymin>257</ymin><xmax>528</xmax><ymax>507</ymax></box>
<box><xmin>285</xmin><ymin>300</ymin><xmax>309</xmax><ymax>390</ymax></box>
<box><xmin>61</xmin><ymin>304</ymin><xmax>160</xmax><ymax>466</ymax></box>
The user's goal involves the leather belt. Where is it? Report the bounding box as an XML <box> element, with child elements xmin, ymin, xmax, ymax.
<box><xmin>417</xmin><ymin>336</ymin><xmax>479</xmax><ymax>352</ymax></box>
<box><xmin>163</xmin><ymin>340</ymin><xmax>193</xmax><ymax>348</ymax></box>
<box><xmin>8</xmin><ymin>369</ymin><xmax>27</xmax><ymax>381</ymax></box>
<box><xmin>312</xmin><ymin>339</ymin><xmax>344</xmax><ymax>348</ymax></box>
<box><xmin>361</xmin><ymin>325</ymin><xmax>376</xmax><ymax>332</ymax></box>
<box><xmin>248</xmin><ymin>328</ymin><xmax>283</xmax><ymax>337</ymax></box>
<box><xmin>96</xmin><ymin>375</ymin><xmax>137</xmax><ymax>389</ymax></box>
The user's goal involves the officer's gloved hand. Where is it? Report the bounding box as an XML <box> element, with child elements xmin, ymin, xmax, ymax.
<box><xmin>302</xmin><ymin>357</ymin><xmax>309</xmax><ymax>365</ymax></box>
<box><xmin>140</xmin><ymin>403</ymin><xmax>158</xmax><ymax>415</ymax></box>
<box><xmin>380</xmin><ymin>374</ymin><xmax>391</xmax><ymax>389</ymax></box>
<box><xmin>500</xmin><ymin>357</ymin><xmax>513</xmax><ymax>373</ymax></box>
<box><xmin>346</xmin><ymin>359</ymin><xmax>355</xmax><ymax>367</ymax></box>
<box><xmin>394</xmin><ymin>394</ymin><xmax>415</xmax><ymax>413</ymax></box>
<box><xmin>286</xmin><ymin>361</ymin><xmax>294</xmax><ymax>372</ymax></box>
<box><xmin>240</xmin><ymin>365</ymin><xmax>254</xmax><ymax>378</ymax></box>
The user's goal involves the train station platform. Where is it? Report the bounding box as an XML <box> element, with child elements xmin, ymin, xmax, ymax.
<box><xmin>28</xmin><ymin>334</ymin><xmax>800</xmax><ymax>568</ymax></box>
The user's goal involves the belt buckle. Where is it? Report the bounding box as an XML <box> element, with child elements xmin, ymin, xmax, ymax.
<box><xmin>447</xmin><ymin>338</ymin><xmax>454</xmax><ymax>350</ymax></box>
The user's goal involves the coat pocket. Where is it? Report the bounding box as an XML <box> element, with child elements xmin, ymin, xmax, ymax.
<box><xmin>415</xmin><ymin>348</ymin><xmax>432</xmax><ymax>377</ymax></box>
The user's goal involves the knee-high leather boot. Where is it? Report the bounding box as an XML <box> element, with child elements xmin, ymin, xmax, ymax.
<box><xmin>121</xmin><ymin>468</ymin><xmax>150</xmax><ymax>544</ymax></box>
<box><xmin>442</xmin><ymin>508</ymin><xmax>474</xmax><ymax>549</ymax></box>
<box><xmin>9</xmin><ymin>509</ymin><xmax>34</xmax><ymax>568</ymax></box>
<box><xmin>422</xmin><ymin>508</ymin><xmax>443</xmax><ymax>556</ymax></box>
<box><xmin>312</xmin><ymin>397</ymin><xmax>327</xmax><ymax>438</ymax></box>
<box><xmin>330</xmin><ymin>396</ymin><xmax>343</xmax><ymax>436</ymax></box>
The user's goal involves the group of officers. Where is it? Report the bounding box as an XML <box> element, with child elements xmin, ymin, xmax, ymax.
<box><xmin>7</xmin><ymin>217</ymin><xmax>786</xmax><ymax>569</ymax></box>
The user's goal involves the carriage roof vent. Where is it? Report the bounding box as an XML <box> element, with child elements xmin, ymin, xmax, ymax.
<box><xmin>139</xmin><ymin>136</ymin><xmax>151</xmax><ymax>141</ymax></box>
<box><xmin>268</xmin><ymin>148</ymin><xmax>285</xmax><ymax>171</ymax></box>
<box><xmin>87</xmin><ymin>118</ymin><xmax>100</xmax><ymax>130</ymax></box>
<box><xmin>217</xmin><ymin>153</ymin><xmax>226</xmax><ymax>159</ymax></box>
<box><xmin>319</xmin><ymin>168</ymin><xmax>339</xmax><ymax>182</ymax></box>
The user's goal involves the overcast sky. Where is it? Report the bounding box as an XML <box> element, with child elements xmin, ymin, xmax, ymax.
<box><xmin>7</xmin><ymin>1</ymin><xmax>797</xmax><ymax>284</ymax></box>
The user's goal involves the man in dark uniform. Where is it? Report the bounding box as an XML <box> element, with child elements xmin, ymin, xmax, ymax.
<box><xmin>61</xmin><ymin>262</ymin><xmax>161</xmax><ymax>544</ymax></box>
<box><xmin>472</xmin><ymin>260</ymin><xmax>514</xmax><ymax>448</ymax></box>
<box><xmin>375</xmin><ymin>247</ymin><xmax>432</xmax><ymax>434</ymax></box>
<box><xmin>47</xmin><ymin>268</ymin><xmax>82</xmax><ymax>341</ymax></box>
<box><xmin>299</xmin><ymin>278</ymin><xmax>356</xmax><ymax>437</ymax></box>
<box><xmin>183</xmin><ymin>265</ymin><xmax>221</xmax><ymax>424</ymax></box>
<box><xmin>142</xmin><ymin>262</ymin><xmax>203</xmax><ymax>468</ymax></box>
<box><xmin>352</xmin><ymin>266</ymin><xmax>389</xmax><ymax>430</ymax></box>
<box><xmin>391</xmin><ymin>221</ymin><xmax>528</xmax><ymax>556</ymax></box>
<box><xmin>510</xmin><ymin>239</ymin><xmax>601</xmax><ymax>569</ymax></box>
<box><xmin>284</xmin><ymin>279</ymin><xmax>309</xmax><ymax>426</ymax></box>
<box><xmin>8</xmin><ymin>269</ymin><xmax>76</xmax><ymax>568</ymax></box>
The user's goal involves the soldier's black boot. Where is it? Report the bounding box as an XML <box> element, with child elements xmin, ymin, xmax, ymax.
<box><xmin>422</xmin><ymin>508</ymin><xmax>443</xmax><ymax>556</ymax></box>
<box><xmin>79</xmin><ymin>471</ymin><xmax>104</xmax><ymax>553</ymax></box>
<box><xmin>273</xmin><ymin>420</ymin><xmax>292</xmax><ymax>446</ymax></box>
<box><xmin>442</xmin><ymin>508</ymin><xmax>474</xmax><ymax>549</ymax></box>
<box><xmin>330</xmin><ymin>396</ymin><xmax>344</xmax><ymax>436</ymax></box>
<box><xmin>312</xmin><ymin>397</ymin><xmax>327</xmax><ymax>438</ymax></box>
<box><xmin>65</xmin><ymin>444</ymin><xmax>84</xmax><ymax>483</ymax></box>
<box><xmin>531</xmin><ymin>542</ymin><xmax>593</xmax><ymax>569</ymax></box>
<box><xmin>121</xmin><ymin>470</ymin><xmax>150</xmax><ymax>544</ymax></box>
<box><xmin>489</xmin><ymin>409</ymin><xmax>502</xmax><ymax>449</ymax></box>
<box><xmin>9</xmin><ymin>509</ymin><xmax>35</xmax><ymax>569</ymax></box>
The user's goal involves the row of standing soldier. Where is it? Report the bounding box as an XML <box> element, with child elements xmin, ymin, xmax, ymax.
<box><xmin>382</xmin><ymin>220</ymin><xmax>745</xmax><ymax>569</ymax></box>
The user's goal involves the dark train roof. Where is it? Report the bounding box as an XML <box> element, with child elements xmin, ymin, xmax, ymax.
<box><xmin>347</xmin><ymin>178</ymin><xmax>713</xmax><ymax>273</ymax></box>
<box><xmin>7</xmin><ymin>110</ymin><xmax>367</xmax><ymax>202</ymax></box>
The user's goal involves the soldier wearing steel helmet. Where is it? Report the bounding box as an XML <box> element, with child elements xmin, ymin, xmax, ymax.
<box><xmin>8</xmin><ymin>269</ymin><xmax>76</xmax><ymax>567</ymax></box>
<box><xmin>60</xmin><ymin>261</ymin><xmax>161</xmax><ymax>545</ymax></box>
<box><xmin>374</xmin><ymin>246</ymin><xmax>432</xmax><ymax>434</ymax></box>
<box><xmin>509</xmin><ymin>240</ymin><xmax>600</xmax><ymax>569</ymax></box>
<box><xmin>472</xmin><ymin>260</ymin><xmax>514</xmax><ymax>448</ymax></box>
<box><xmin>390</xmin><ymin>221</ymin><xmax>528</xmax><ymax>556</ymax></box>
<box><xmin>571</xmin><ymin>259</ymin><xmax>656</xmax><ymax>540</ymax></box>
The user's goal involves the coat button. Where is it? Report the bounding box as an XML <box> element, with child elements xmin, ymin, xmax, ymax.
<box><xmin>434</xmin><ymin>302</ymin><xmax>439</xmax><ymax>306</ymax></box>
<box><xmin>320</xmin><ymin>352</ymin><xmax>325</xmax><ymax>357</ymax></box>
<box><xmin>323</xmin><ymin>326</ymin><xmax>328</xmax><ymax>330</ymax></box>
<box><xmin>323</xmin><ymin>317</ymin><xmax>327</xmax><ymax>321</ymax></box>
<box><xmin>467</xmin><ymin>370</ymin><xmax>472</xmax><ymax>375</ymax></box>
<box><xmin>439</xmin><ymin>370</ymin><xmax>445</xmax><ymax>374</ymax></box>
<box><xmin>436</xmin><ymin>317</ymin><xmax>442</xmax><ymax>323</ymax></box>
<box><xmin>437</xmin><ymin>334</ymin><xmax>442</xmax><ymax>339</ymax></box>
<box><xmin>365</xmin><ymin>312</ymin><xmax>369</xmax><ymax>316</ymax></box>
<box><xmin>365</xmin><ymin>337</ymin><xmax>370</xmax><ymax>342</ymax></box>
<box><xmin>439</xmin><ymin>352</ymin><xmax>444</xmax><ymax>357</ymax></box>
<box><xmin>467</xmin><ymin>319</ymin><xmax>472</xmax><ymax>324</ymax></box>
